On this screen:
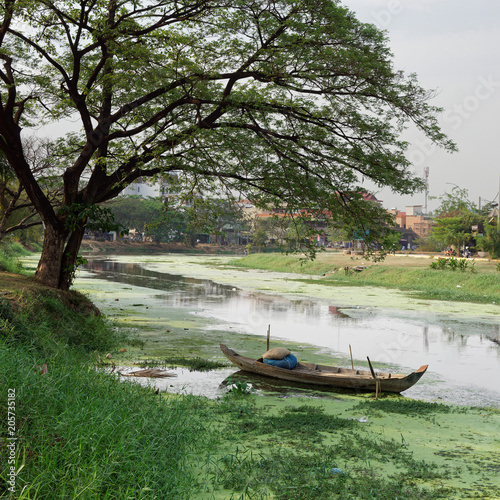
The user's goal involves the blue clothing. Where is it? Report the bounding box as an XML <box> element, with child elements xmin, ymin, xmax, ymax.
<box><xmin>263</xmin><ymin>354</ymin><xmax>298</xmax><ymax>370</ymax></box>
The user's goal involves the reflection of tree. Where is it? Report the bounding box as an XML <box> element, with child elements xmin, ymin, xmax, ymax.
<box><xmin>441</xmin><ymin>327</ymin><xmax>469</xmax><ymax>347</ymax></box>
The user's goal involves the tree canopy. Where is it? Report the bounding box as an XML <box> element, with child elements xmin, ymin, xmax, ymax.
<box><xmin>430</xmin><ymin>186</ymin><xmax>500</xmax><ymax>256</ymax></box>
<box><xmin>0</xmin><ymin>0</ymin><xmax>455</xmax><ymax>288</ymax></box>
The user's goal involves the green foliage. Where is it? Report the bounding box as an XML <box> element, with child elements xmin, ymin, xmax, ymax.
<box><xmin>181</xmin><ymin>197</ymin><xmax>249</xmax><ymax>246</ymax></box>
<box><xmin>430</xmin><ymin>186</ymin><xmax>499</xmax><ymax>258</ymax></box>
<box><xmin>60</xmin><ymin>203</ymin><xmax>124</xmax><ymax>234</ymax></box>
<box><xmin>430</xmin><ymin>257</ymin><xmax>448</xmax><ymax>270</ymax></box>
<box><xmin>429</xmin><ymin>258</ymin><xmax>475</xmax><ymax>273</ymax></box>
<box><xmin>108</xmin><ymin>195</ymin><xmax>249</xmax><ymax>245</ymax></box>
<box><xmin>380</xmin><ymin>230</ymin><xmax>401</xmax><ymax>254</ymax></box>
<box><xmin>476</xmin><ymin>224</ymin><xmax>500</xmax><ymax>258</ymax></box>
<box><xmin>0</xmin><ymin>0</ymin><xmax>456</xmax><ymax>288</ymax></box>
<box><xmin>431</xmin><ymin>215</ymin><xmax>478</xmax><ymax>251</ymax></box>
<box><xmin>138</xmin><ymin>356</ymin><xmax>227</xmax><ymax>372</ymax></box>
<box><xmin>0</xmin><ymin>241</ymin><xmax>30</xmax><ymax>273</ymax></box>
<box><xmin>224</xmin><ymin>376</ymin><xmax>255</xmax><ymax>396</ymax></box>
<box><xmin>352</xmin><ymin>398</ymin><xmax>457</xmax><ymax>416</ymax></box>
<box><xmin>431</xmin><ymin>185</ymin><xmax>476</xmax><ymax>217</ymax></box>
<box><xmin>251</xmin><ymin>220</ymin><xmax>269</xmax><ymax>251</ymax></box>
<box><xmin>0</xmin><ymin>149</ymin><xmax>42</xmax><ymax>243</ymax></box>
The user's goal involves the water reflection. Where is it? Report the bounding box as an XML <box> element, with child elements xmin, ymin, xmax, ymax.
<box><xmin>83</xmin><ymin>259</ymin><xmax>500</xmax><ymax>406</ymax></box>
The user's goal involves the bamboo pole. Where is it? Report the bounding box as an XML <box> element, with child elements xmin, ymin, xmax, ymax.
<box><xmin>367</xmin><ymin>356</ymin><xmax>380</xmax><ymax>399</ymax></box>
<box><xmin>266</xmin><ymin>324</ymin><xmax>271</xmax><ymax>351</ymax></box>
<box><xmin>349</xmin><ymin>344</ymin><xmax>354</xmax><ymax>370</ymax></box>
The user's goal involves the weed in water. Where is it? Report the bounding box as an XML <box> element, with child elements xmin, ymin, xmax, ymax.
<box><xmin>224</xmin><ymin>376</ymin><xmax>255</xmax><ymax>396</ymax></box>
<box><xmin>352</xmin><ymin>398</ymin><xmax>460</xmax><ymax>417</ymax></box>
<box><xmin>206</xmin><ymin>443</ymin><xmax>447</xmax><ymax>500</ymax></box>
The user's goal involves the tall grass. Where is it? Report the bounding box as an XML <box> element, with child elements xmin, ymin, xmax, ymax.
<box><xmin>0</xmin><ymin>286</ymin><xmax>211</xmax><ymax>499</ymax></box>
<box><xmin>1</xmin><ymin>345</ymin><xmax>207</xmax><ymax>499</ymax></box>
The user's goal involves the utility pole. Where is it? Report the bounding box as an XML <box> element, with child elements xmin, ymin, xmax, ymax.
<box><xmin>424</xmin><ymin>167</ymin><xmax>429</xmax><ymax>214</ymax></box>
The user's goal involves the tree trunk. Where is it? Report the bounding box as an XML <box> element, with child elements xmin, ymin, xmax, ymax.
<box><xmin>60</xmin><ymin>227</ymin><xmax>86</xmax><ymax>290</ymax></box>
<box><xmin>35</xmin><ymin>224</ymin><xmax>84</xmax><ymax>290</ymax></box>
<box><xmin>35</xmin><ymin>225</ymin><xmax>68</xmax><ymax>288</ymax></box>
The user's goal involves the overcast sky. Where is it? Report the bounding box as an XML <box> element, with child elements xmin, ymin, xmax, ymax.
<box><xmin>347</xmin><ymin>0</ymin><xmax>500</xmax><ymax>212</ymax></box>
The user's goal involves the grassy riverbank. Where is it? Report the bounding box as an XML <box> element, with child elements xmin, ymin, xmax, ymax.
<box><xmin>0</xmin><ymin>273</ymin><xmax>217</xmax><ymax>499</ymax></box>
<box><xmin>2</xmin><ymin>247</ymin><xmax>500</xmax><ymax>499</ymax></box>
<box><xmin>232</xmin><ymin>253</ymin><xmax>500</xmax><ymax>304</ymax></box>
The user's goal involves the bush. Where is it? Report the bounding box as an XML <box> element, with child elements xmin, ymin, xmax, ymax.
<box><xmin>430</xmin><ymin>257</ymin><xmax>474</xmax><ymax>273</ymax></box>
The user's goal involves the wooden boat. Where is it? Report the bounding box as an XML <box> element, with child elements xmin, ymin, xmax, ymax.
<box><xmin>220</xmin><ymin>344</ymin><xmax>428</xmax><ymax>393</ymax></box>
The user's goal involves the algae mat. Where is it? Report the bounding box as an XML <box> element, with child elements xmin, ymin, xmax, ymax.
<box><xmin>100</xmin><ymin>254</ymin><xmax>499</xmax><ymax>320</ymax></box>
<box><xmin>194</xmin><ymin>394</ymin><xmax>500</xmax><ymax>499</ymax></box>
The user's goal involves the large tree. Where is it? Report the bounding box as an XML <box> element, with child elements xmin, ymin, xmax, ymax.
<box><xmin>0</xmin><ymin>0</ymin><xmax>455</xmax><ymax>289</ymax></box>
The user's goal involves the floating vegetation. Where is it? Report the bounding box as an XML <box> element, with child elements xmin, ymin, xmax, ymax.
<box><xmin>206</xmin><ymin>402</ymin><xmax>454</xmax><ymax>499</ymax></box>
<box><xmin>352</xmin><ymin>398</ymin><xmax>463</xmax><ymax>416</ymax></box>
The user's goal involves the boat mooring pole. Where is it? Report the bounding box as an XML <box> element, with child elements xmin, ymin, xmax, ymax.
<box><xmin>349</xmin><ymin>345</ymin><xmax>354</xmax><ymax>370</ymax></box>
<box><xmin>367</xmin><ymin>356</ymin><xmax>380</xmax><ymax>399</ymax></box>
<box><xmin>266</xmin><ymin>325</ymin><xmax>271</xmax><ymax>351</ymax></box>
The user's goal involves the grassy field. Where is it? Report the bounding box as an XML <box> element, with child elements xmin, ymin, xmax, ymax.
<box><xmin>231</xmin><ymin>252</ymin><xmax>500</xmax><ymax>304</ymax></box>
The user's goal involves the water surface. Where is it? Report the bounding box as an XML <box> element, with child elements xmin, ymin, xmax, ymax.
<box><xmin>79</xmin><ymin>256</ymin><xmax>500</xmax><ymax>407</ymax></box>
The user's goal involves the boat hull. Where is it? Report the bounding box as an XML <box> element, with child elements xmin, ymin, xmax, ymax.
<box><xmin>220</xmin><ymin>344</ymin><xmax>427</xmax><ymax>393</ymax></box>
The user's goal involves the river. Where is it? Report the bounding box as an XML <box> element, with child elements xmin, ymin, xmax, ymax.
<box><xmin>74</xmin><ymin>254</ymin><xmax>500</xmax><ymax>408</ymax></box>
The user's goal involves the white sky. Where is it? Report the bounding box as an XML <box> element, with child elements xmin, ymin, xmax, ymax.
<box><xmin>347</xmin><ymin>0</ymin><xmax>500</xmax><ymax>212</ymax></box>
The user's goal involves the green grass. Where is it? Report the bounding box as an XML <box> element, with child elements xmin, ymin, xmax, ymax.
<box><xmin>0</xmin><ymin>286</ymin><xmax>214</xmax><ymax>499</ymax></box>
<box><xmin>1</xmin><ymin>345</ymin><xmax>210</xmax><ymax>499</ymax></box>
<box><xmin>231</xmin><ymin>253</ymin><xmax>336</xmax><ymax>274</ymax></box>
<box><xmin>327</xmin><ymin>266</ymin><xmax>500</xmax><ymax>304</ymax></box>
<box><xmin>0</xmin><ymin>241</ymin><xmax>32</xmax><ymax>275</ymax></box>
<box><xmin>232</xmin><ymin>254</ymin><xmax>500</xmax><ymax>304</ymax></box>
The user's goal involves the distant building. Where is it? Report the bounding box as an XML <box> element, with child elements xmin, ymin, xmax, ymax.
<box><xmin>388</xmin><ymin>205</ymin><xmax>434</xmax><ymax>247</ymax></box>
<box><xmin>122</xmin><ymin>177</ymin><xmax>163</xmax><ymax>198</ymax></box>
<box><xmin>121</xmin><ymin>172</ymin><xmax>180</xmax><ymax>200</ymax></box>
